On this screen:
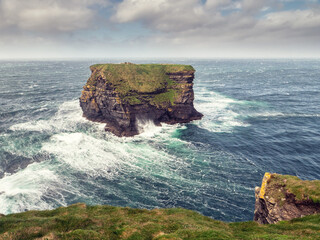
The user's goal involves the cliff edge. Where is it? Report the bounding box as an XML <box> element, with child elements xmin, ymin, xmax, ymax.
<box><xmin>79</xmin><ymin>63</ymin><xmax>203</xmax><ymax>137</ymax></box>
<box><xmin>2</xmin><ymin>174</ymin><xmax>320</xmax><ymax>239</ymax></box>
<box><xmin>254</xmin><ymin>172</ymin><xmax>320</xmax><ymax>224</ymax></box>
<box><xmin>1</xmin><ymin>203</ymin><xmax>320</xmax><ymax>239</ymax></box>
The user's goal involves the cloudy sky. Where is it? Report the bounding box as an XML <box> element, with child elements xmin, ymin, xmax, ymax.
<box><xmin>0</xmin><ymin>0</ymin><xmax>319</xmax><ymax>59</ymax></box>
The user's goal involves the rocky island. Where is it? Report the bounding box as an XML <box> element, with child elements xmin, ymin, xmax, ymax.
<box><xmin>79</xmin><ymin>63</ymin><xmax>203</xmax><ymax>136</ymax></box>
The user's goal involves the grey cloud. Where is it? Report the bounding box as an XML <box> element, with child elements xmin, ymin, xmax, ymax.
<box><xmin>112</xmin><ymin>0</ymin><xmax>208</xmax><ymax>31</ymax></box>
<box><xmin>112</xmin><ymin>0</ymin><xmax>268</xmax><ymax>30</ymax></box>
<box><xmin>1</xmin><ymin>0</ymin><xmax>319</xmax><ymax>58</ymax></box>
<box><xmin>0</xmin><ymin>0</ymin><xmax>111</xmax><ymax>59</ymax></box>
<box><xmin>113</xmin><ymin>0</ymin><xmax>320</xmax><ymax>45</ymax></box>
<box><xmin>0</xmin><ymin>0</ymin><xmax>108</xmax><ymax>33</ymax></box>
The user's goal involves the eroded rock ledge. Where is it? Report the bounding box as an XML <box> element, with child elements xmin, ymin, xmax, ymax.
<box><xmin>80</xmin><ymin>63</ymin><xmax>203</xmax><ymax>136</ymax></box>
<box><xmin>254</xmin><ymin>173</ymin><xmax>320</xmax><ymax>224</ymax></box>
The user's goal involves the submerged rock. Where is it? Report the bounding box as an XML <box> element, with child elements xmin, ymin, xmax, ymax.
<box><xmin>254</xmin><ymin>173</ymin><xmax>320</xmax><ymax>224</ymax></box>
<box><xmin>0</xmin><ymin>152</ymin><xmax>46</xmax><ymax>179</ymax></box>
<box><xmin>80</xmin><ymin>63</ymin><xmax>203</xmax><ymax>136</ymax></box>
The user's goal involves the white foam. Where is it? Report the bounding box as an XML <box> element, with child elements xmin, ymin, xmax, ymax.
<box><xmin>135</xmin><ymin>118</ymin><xmax>163</xmax><ymax>138</ymax></box>
<box><xmin>9</xmin><ymin>100</ymin><xmax>104</xmax><ymax>133</ymax></box>
<box><xmin>41</xmin><ymin>132</ymin><xmax>126</xmax><ymax>178</ymax></box>
<box><xmin>251</xmin><ymin>112</ymin><xmax>320</xmax><ymax>118</ymax></box>
<box><xmin>0</xmin><ymin>162</ymin><xmax>62</xmax><ymax>214</ymax></box>
<box><xmin>120</xmin><ymin>139</ymin><xmax>191</xmax><ymax>181</ymax></box>
<box><xmin>38</xmin><ymin>112</ymin><xmax>190</xmax><ymax>181</ymax></box>
<box><xmin>194</xmin><ymin>91</ymin><xmax>249</xmax><ymax>133</ymax></box>
<box><xmin>28</xmin><ymin>84</ymin><xmax>38</xmax><ymax>89</ymax></box>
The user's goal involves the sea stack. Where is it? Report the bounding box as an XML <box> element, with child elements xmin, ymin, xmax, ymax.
<box><xmin>254</xmin><ymin>173</ymin><xmax>320</xmax><ymax>224</ymax></box>
<box><xmin>79</xmin><ymin>63</ymin><xmax>203</xmax><ymax>137</ymax></box>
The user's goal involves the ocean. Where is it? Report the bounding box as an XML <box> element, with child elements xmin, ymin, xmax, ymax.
<box><xmin>0</xmin><ymin>59</ymin><xmax>319</xmax><ymax>222</ymax></box>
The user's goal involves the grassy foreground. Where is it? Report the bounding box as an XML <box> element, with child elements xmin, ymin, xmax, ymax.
<box><xmin>1</xmin><ymin>203</ymin><xmax>320</xmax><ymax>240</ymax></box>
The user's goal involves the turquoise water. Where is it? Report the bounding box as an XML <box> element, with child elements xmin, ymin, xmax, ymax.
<box><xmin>0</xmin><ymin>59</ymin><xmax>319</xmax><ymax>222</ymax></box>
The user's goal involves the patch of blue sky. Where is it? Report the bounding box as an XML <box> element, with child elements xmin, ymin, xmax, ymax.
<box><xmin>220</xmin><ymin>8</ymin><xmax>241</xmax><ymax>16</ymax></box>
<box><xmin>281</xmin><ymin>0</ymin><xmax>309</xmax><ymax>11</ymax></box>
<box><xmin>109</xmin><ymin>22</ymin><xmax>154</xmax><ymax>42</ymax></box>
<box><xmin>256</xmin><ymin>0</ymin><xmax>312</xmax><ymax>19</ymax></box>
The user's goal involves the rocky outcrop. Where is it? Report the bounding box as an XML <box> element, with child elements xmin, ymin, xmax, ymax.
<box><xmin>80</xmin><ymin>63</ymin><xmax>203</xmax><ymax>137</ymax></box>
<box><xmin>254</xmin><ymin>173</ymin><xmax>320</xmax><ymax>224</ymax></box>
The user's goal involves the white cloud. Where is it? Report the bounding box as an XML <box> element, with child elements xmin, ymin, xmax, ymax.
<box><xmin>1</xmin><ymin>0</ymin><xmax>320</xmax><ymax>58</ymax></box>
<box><xmin>205</xmin><ymin>0</ymin><xmax>233</xmax><ymax>9</ymax></box>
<box><xmin>0</xmin><ymin>0</ymin><xmax>108</xmax><ymax>32</ymax></box>
<box><xmin>113</xmin><ymin>0</ymin><xmax>272</xmax><ymax>33</ymax></box>
<box><xmin>113</xmin><ymin>0</ymin><xmax>209</xmax><ymax>32</ymax></box>
<box><xmin>262</xmin><ymin>9</ymin><xmax>320</xmax><ymax>30</ymax></box>
<box><xmin>113</xmin><ymin>0</ymin><xmax>320</xmax><ymax>46</ymax></box>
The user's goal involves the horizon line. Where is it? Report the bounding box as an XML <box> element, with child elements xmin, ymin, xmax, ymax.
<box><xmin>0</xmin><ymin>56</ymin><xmax>320</xmax><ymax>61</ymax></box>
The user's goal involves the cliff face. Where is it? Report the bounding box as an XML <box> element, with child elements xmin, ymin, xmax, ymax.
<box><xmin>80</xmin><ymin>63</ymin><xmax>203</xmax><ymax>137</ymax></box>
<box><xmin>254</xmin><ymin>173</ymin><xmax>320</xmax><ymax>224</ymax></box>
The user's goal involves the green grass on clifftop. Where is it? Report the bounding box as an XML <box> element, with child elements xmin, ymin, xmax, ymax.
<box><xmin>1</xmin><ymin>203</ymin><xmax>320</xmax><ymax>240</ymax></box>
<box><xmin>266</xmin><ymin>174</ymin><xmax>320</xmax><ymax>204</ymax></box>
<box><xmin>87</xmin><ymin>63</ymin><xmax>194</xmax><ymax>106</ymax></box>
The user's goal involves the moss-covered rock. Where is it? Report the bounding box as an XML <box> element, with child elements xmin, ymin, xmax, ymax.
<box><xmin>254</xmin><ymin>173</ymin><xmax>320</xmax><ymax>224</ymax></box>
<box><xmin>79</xmin><ymin>63</ymin><xmax>203</xmax><ymax>137</ymax></box>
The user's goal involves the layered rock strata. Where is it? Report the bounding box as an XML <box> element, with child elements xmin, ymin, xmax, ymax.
<box><xmin>254</xmin><ymin>173</ymin><xmax>320</xmax><ymax>224</ymax></box>
<box><xmin>80</xmin><ymin>63</ymin><xmax>203</xmax><ymax>136</ymax></box>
